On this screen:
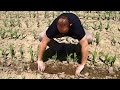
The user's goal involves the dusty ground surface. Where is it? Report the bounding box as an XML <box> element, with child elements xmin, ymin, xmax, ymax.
<box><xmin>0</xmin><ymin>11</ymin><xmax>120</xmax><ymax>79</ymax></box>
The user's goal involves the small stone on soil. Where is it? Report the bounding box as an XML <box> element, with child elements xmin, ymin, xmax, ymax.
<box><xmin>108</xmin><ymin>67</ymin><xmax>115</xmax><ymax>74</ymax></box>
<box><xmin>85</xmin><ymin>72</ymin><xmax>89</xmax><ymax>76</ymax></box>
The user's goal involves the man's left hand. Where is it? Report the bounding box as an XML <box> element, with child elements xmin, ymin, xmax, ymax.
<box><xmin>75</xmin><ymin>64</ymin><xmax>85</xmax><ymax>75</ymax></box>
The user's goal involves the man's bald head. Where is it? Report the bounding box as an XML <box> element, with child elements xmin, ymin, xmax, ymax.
<box><xmin>57</xmin><ymin>15</ymin><xmax>71</xmax><ymax>34</ymax></box>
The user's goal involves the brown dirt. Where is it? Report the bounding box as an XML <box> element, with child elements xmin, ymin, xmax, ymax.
<box><xmin>29</xmin><ymin>62</ymin><xmax>120</xmax><ymax>78</ymax></box>
<box><xmin>30</xmin><ymin>62</ymin><xmax>76</xmax><ymax>75</ymax></box>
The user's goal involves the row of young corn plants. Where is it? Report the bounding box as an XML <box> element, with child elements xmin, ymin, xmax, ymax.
<box><xmin>0</xmin><ymin>45</ymin><xmax>39</xmax><ymax>62</ymax></box>
<box><xmin>0</xmin><ymin>44</ymin><xmax>117</xmax><ymax>66</ymax></box>
<box><xmin>88</xmin><ymin>50</ymin><xmax>116</xmax><ymax>66</ymax></box>
<box><xmin>93</xmin><ymin>32</ymin><xmax>117</xmax><ymax>46</ymax></box>
<box><xmin>0</xmin><ymin>28</ymin><xmax>27</xmax><ymax>40</ymax></box>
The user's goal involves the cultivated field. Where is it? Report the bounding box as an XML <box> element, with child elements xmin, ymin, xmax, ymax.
<box><xmin>0</xmin><ymin>11</ymin><xmax>120</xmax><ymax>79</ymax></box>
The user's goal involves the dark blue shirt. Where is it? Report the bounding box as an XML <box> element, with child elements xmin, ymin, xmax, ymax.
<box><xmin>46</xmin><ymin>13</ymin><xmax>85</xmax><ymax>40</ymax></box>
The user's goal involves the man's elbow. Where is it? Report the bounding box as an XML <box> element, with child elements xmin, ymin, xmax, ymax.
<box><xmin>82</xmin><ymin>44</ymin><xmax>88</xmax><ymax>50</ymax></box>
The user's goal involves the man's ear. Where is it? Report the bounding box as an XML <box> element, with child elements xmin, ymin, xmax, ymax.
<box><xmin>70</xmin><ymin>23</ymin><xmax>72</xmax><ymax>26</ymax></box>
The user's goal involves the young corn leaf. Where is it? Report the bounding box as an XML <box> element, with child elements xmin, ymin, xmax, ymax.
<box><xmin>95</xmin><ymin>32</ymin><xmax>100</xmax><ymax>45</ymax></box>
<box><xmin>73</xmin><ymin>52</ymin><xmax>78</xmax><ymax>62</ymax></box>
<box><xmin>9</xmin><ymin>45</ymin><xmax>15</xmax><ymax>59</ymax></box>
<box><xmin>98</xmin><ymin>20</ymin><xmax>102</xmax><ymax>31</ymax></box>
<box><xmin>19</xmin><ymin>46</ymin><xmax>24</xmax><ymax>59</ymax></box>
<box><xmin>110</xmin><ymin>55</ymin><xmax>116</xmax><ymax>66</ymax></box>
<box><xmin>29</xmin><ymin>46</ymin><xmax>34</xmax><ymax>62</ymax></box>
<box><xmin>34</xmin><ymin>45</ymin><xmax>39</xmax><ymax>60</ymax></box>
<box><xmin>104</xmin><ymin>53</ymin><xmax>109</xmax><ymax>65</ymax></box>
<box><xmin>67</xmin><ymin>53</ymin><xmax>73</xmax><ymax>62</ymax></box>
<box><xmin>92</xmin><ymin>50</ymin><xmax>97</xmax><ymax>64</ymax></box>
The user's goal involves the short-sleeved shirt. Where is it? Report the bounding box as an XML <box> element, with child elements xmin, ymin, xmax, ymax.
<box><xmin>46</xmin><ymin>13</ymin><xmax>85</xmax><ymax>41</ymax></box>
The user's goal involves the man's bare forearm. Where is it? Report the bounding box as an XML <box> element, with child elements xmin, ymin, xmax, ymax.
<box><xmin>38</xmin><ymin>42</ymin><xmax>47</xmax><ymax>61</ymax></box>
<box><xmin>38</xmin><ymin>34</ymin><xmax>50</xmax><ymax>61</ymax></box>
<box><xmin>80</xmin><ymin>45</ymin><xmax>89</xmax><ymax>65</ymax></box>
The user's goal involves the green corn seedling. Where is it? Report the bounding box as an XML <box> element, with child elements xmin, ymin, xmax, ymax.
<box><xmin>106</xmin><ymin>12</ymin><xmax>111</xmax><ymax>20</ymax></box>
<box><xmin>107</xmin><ymin>56</ymin><xmax>113</xmax><ymax>66</ymax></box>
<box><xmin>105</xmin><ymin>11</ymin><xmax>111</xmax><ymax>20</ymax></box>
<box><xmin>73</xmin><ymin>52</ymin><xmax>78</xmax><ymax>62</ymax></box>
<box><xmin>95</xmin><ymin>32</ymin><xmax>100</xmax><ymax>45</ymax></box>
<box><xmin>29</xmin><ymin>46</ymin><xmax>34</xmax><ymax>62</ymax></box>
<box><xmin>104</xmin><ymin>54</ymin><xmax>116</xmax><ymax>66</ymax></box>
<box><xmin>91</xmin><ymin>50</ymin><xmax>97</xmax><ymax>65</ymax></box>
<box><xmin>103</xmin><ymin>53</ymin><xmax>115</xmax><ymax>66</ymax></box>
<box><xmin>66</xmin><ymin>53</ymin><xmax>73</xmax><ymax>62</ymax></box>
<box><xmin>104</xmin><ymin>53</ymin><xmax>109</xmax><ymax>65</ymax></box>
<box><xmin>110</xmin><ymin>55</ymin><xmax>116</xmax><ymax>66</ymax></box>
<box><xmin>9</xmin><ymin>45</ymin><xmax>15</xmax><ymax>59</ymax></box>
<box><xmin>98</xmin><ymin>20</ymin><xmax>102</xmax><ymax>31</ymax></box>
<box><xmin>19</xmin><ymin>45</ymin><xmax>24</xmax><ymax>59</ymax></box>
<box><xmin>34</xmin><ymin>45</ymin><xmax>39</xmax><ymax>60</ymax></box>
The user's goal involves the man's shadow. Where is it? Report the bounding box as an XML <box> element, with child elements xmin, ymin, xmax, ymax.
<box><xmin>42</xmin><ymin>39</ymin><xmax>82</xmax><ymax>63</ymax></box>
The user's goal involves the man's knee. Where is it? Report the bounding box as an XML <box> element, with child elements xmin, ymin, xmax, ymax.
<box><xmin>87</xmin><ymin>35</ymin><xmax>93</xmax><ymax>44</ymax></box>
<box><xmin>39</xmin><ymin>35</ymin><xmax>43</xmax><ymax>42</ymax></box>
<box><xmin>84</xmin><ymin>29</ymin><xmax>93</xmax><ymax>44</ymax></box>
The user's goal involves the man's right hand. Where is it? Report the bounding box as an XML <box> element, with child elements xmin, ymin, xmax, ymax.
<box><xmin>37</xmin><ymin>60</ymin><xmax>45</xmax><ymax>71</ymax></box>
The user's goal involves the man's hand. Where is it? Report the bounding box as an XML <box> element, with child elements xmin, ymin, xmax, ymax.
<box><xmin>37</xmin><ymin>60</ymin><xmax>45</xmax><ymax>71</ymax></box>
<box><xmin>75</xmin><ymin>64</ymin><xmax>85</xmax><ymax>75</ymax></box>
<box><xmin>37</xmin><ymin>34</ymin><xmax>50</xmax><ymax>72</ymax></box>
<box><xmin>75</xmin><ymin>35</ymin><xmax>88</xmax><ymax>75</ymax></box>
